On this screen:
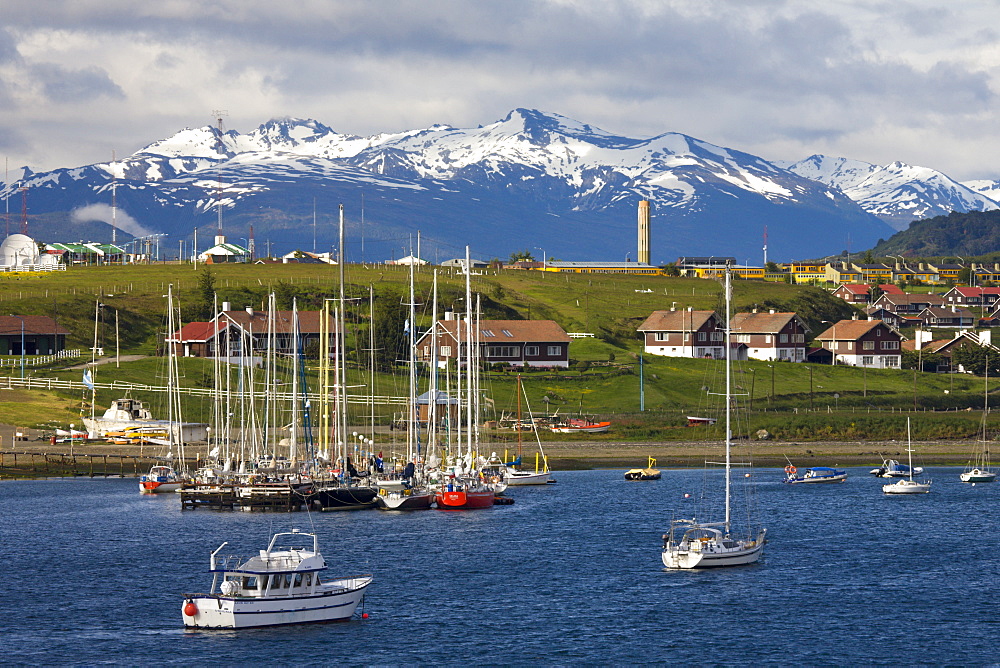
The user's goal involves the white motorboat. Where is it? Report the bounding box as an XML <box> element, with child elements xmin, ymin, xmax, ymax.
<box><xmin>783</xmin><ymin>466</ymin><xmax>847</xmax><ymax>484</ymax></box>
<box><xmin>84</xmin><ymin>397</ymin><xmax>209</xmax><ymax>442</ymax></box>
<box><xmin>870</xmin><ymin>459</ymin><xmax>923</xmax><ymax>478</ymax></box>
<box><xmin>182</xmin><ymin>529</ymin><xmax>372</xmax><ymax>628</ymax></box>
<box><xmin>883</xmin><ymin>419</ymin><xmax>931</xmax><ymax>495</ymax></box>
<box><xmin>661</xmin><ymin>267</ymin><xmax>766</xmax><ymax>569</ymax></box>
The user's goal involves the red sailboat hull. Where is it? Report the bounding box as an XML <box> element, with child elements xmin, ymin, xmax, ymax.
<box><xmin>435</xmin><ymin>489</ymin><xmax>495</xmax><ymax>510</ymax></box>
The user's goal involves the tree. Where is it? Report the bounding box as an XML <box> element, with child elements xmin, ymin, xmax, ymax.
<box><xmin>764</xmin><ymin>261</ymin><xmax>780</xmax><ymax>274</ymax></box>
<box><xmin>952</xmin><ymin>346</ymin><xmax>1000</xmax><ymax>376</ymax></box>
<box><xmin>192</xmin><ymin>268</ymin><xmax>216</xmax><ymax>320</ymax></box>
<box><xmin>663</xmin><ymin>262</ymin><xmax>680</xmax><ymax>277</ymax></box>
<box><xmin>371</xmin><ymin>292</ymin><xmax>407</xmax><ymax>371</ymax></box>
<box><xmin>575</xmin><ymin>359</ymin><xmax>591</xmax><ymax>375</ymax></box>
<box><xmin>509</xmin><ymin>250</ymin><xmax>535</xmax><ymax>263</ymax></box>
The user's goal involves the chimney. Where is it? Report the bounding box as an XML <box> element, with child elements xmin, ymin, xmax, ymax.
<box><xmin>222</xmin><ymin>301</ymin><xmax>231</xmax><ymax>312</ymax></box>
<box><xmin>246</xmin><ymin>306</ymin><xmax>254</xmax><ymax>316</ymax></box>
<box><xmin>769</xmin><ymin>309</ymin><xmax>775</xmax><ymax>314</ymax></box>
<box><xmin>688</xmin><ymin>306</ymin><xmax>693</xmax><ymax>312</ymax></box>
<box><xmin>980</xmin><ymin>331</ymin><xmax>992</xmax><ymax>347</ymax></box>
<box><xmin>444</xmin><ymin>310</ymin><xmax>454</xmax><ymax>321</ymax></box>
<box><xmin>637</xmin><ymin>200</ymin><xmax>651</xmax><ymax>265</ymax></box>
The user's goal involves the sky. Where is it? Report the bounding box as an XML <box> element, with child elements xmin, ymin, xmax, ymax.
<box><xmin>1</xmin><ymin>0</ymin><xmax>999</xmax><ymax>181</ymax></box>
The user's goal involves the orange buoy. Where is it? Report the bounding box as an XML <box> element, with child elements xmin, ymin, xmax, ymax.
<box><xmin>183</xmin><ymin>600</ymin><xmax>198</xmax><ymax>617</ymax></box>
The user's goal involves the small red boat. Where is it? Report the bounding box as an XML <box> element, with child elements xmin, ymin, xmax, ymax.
<box><xmin>550</xmin><ymin>417</ymin><xmax>611</xmax><ymax>434</ymax></box>
<box><xmin>436</xmin><ymin>482</ymin><xmax>495</xmax><ymax>510</ymax></box>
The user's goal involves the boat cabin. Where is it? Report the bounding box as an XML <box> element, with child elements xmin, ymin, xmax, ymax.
<box><xmin>210</xmin><ymin>530</ymin><xmax>327</xmax><ymax>599</ymax></box>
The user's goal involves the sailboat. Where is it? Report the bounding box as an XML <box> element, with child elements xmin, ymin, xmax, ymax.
<box><xmin>504</xmin><ymin>375</ymin><xmax>554</xmax><ymax>486</ymax></box>
<box><xmin>661</xmin><ymin>267</ymin><xmax>766</xmax><ymax>569</ymax></box>
<box><xmin>376</xmin><ymin>260</ymin><xmax>434</xmax><ymax>510</ymax></box>
<box><xmin>960</xmin><ymin>367</ymin><xmax>996</xmax><ymax>483</ymax></box>
<box><xmin>883</xmin><ymin>418</ymin><xmax>931</xmax><ymax>494</ymax></box>
<box><xmin>140</xmin><ymin>285</ymin><xmax>189</xmax><ymax>494</ymax></box>
<box><xmin>308</xmin><ymin>205</ymin><xmax>377</xmax><ymax>511</ymax></box>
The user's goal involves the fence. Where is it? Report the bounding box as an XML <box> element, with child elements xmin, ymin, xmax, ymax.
<box><xmin>0</xmin><ymin>349</ymin><xmax>81</xmax><ymax>368</ymax></box>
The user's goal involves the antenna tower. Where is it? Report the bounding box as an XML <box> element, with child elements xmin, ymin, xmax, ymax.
<box><xmin>211</xmin><ymin>110</ymin><xmax>229</xmax><ymax>241</ymax></box>
<box><xmin>762</xmin><ymin>225</ymin><xmax>768</xmax><ymax>267</ymax></box>
<box><xmin>111</xmin><ymin>150</ymin><xmax>118</xmax><ymax>245</ymax></box>
<box><xmin>19</xmin><ymin>186</ymin><xmax>28</xmax><ymax>235</ymax></box>
<box><xmin>249</xmin><ymin>224</ymin><xmax>256</xmax><ymax>261</ymax></box>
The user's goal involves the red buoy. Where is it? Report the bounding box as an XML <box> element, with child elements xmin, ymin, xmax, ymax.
<box><xmin>362</xmin><ymin>613</ymin><xmax>369</xmax><ymax>619</ymax></box>
<box><xmin>183</xmin><ymin>600</ymin><xmax>198</xmax><ymax>617</ymax></box>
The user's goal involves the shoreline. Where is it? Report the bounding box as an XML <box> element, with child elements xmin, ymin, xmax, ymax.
<box><xmin>0</xmin><ymin>435</ymin><xmax>978</xmax><ymax>479</ymax></box>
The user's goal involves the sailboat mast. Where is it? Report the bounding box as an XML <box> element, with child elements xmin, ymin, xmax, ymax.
<box><xmin>724</xmin><ymin>266</ymin><xmax>732</xmax><ymax>534</ymax></box>
<box><xmin>407</xmin><ymin>245</ymin><xmax>417</xmax><ymax>461</ymax></box>
<box><xmin>290</xmin><ymin>297</ymin><xmax>299</xmax><ymax>463</ymax></box>
<box><xmin>464</xmin><ymin>246</ymin><xmax>474</xmax><ymax>458</ymax></box>
<box><xmin>337</xmin><ymin>203</ymin><xmax>347</xmax><ymax>472</ymax></box>
<box><xmin>428</xmin><ymin>271</ymin><xmax>439</xmax><ymax>452</ymax></box>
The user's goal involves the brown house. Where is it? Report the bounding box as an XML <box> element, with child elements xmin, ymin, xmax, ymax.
<box><xmin>637</xmin><ymin>309</ymin><xmax>726</xmax><ymax>359</ymax></box>
<box><xmin>832</xmin><ymin>284</ymin><xmax>871</xmax><ymax>304</ymax></box>
<box><xmin>871</xmin><ymin>293</ymin><xmax>946</xmax><ymax>315</ymax></box>
<box><xmin>0</xmin><ymin>315</ymin><xmax>70</xmax><ymax>355</ymax></box>
<box><xmin>167</xmin><ymin>308</ymin><xmax>337</xmax><ymax>359</ymax></box>
<box><xmin>730</xmin><ymin>311</ymin><xmax>810</xmax><ymax>362</ymax></box>
<box><xmin>415</xmin><ymin>318</ymin><xmax>571</xmax><ymax>368</ymax></box>
<box><xmin>813</xmin><ymin>319</ymin><xmax>904</xmax><ymax>368</ymax></box>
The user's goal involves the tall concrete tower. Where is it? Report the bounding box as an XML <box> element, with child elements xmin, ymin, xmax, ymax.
<box><xmin>637</xmin><ymin>199</ymin><xmax>650</xmax><ymax>264</ymax></box>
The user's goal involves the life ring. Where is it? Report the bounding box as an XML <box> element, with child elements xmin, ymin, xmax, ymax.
<box><xmin>784</xmin><ymin>465</ymin><xmax>797</xmax><ymax>476</ymax></box>
<box><xmin>490</xmin><ymin>476</ymin><xmax>499</xmax><ymax>483</ymax></box>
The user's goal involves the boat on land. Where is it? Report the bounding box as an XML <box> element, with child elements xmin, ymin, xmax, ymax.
<box><xmin>783</xmin><ymin>465</ymin><xmax>847</xmax><ymax>484</ymax></box>
<box><xmin>661</xmin><ymin>267</ymin><xmax>766</xmax><ymax>569</ymax></box>
<box><xmin>181</xmin><ymin>529</ymin><xmax>372</xmax><ymax>629</ymax></box>
<box><xmin>84</xmin><ymin>397</ymin><xmax>208</xmax><ymax>442</ymax></box>
<box><xmin>625</xmin><ymin>456</ymin><xmax>662</xmax><ymax>480</ymax></box>
<box><xmin>883</xmin><ymin>419</ymin><xmax>931</xmax><ymax>495</ymax></box>
<box><xmin>550</xmin><ymin>417</ymin><xmax>611</xmax><ymax>434</ymax></box>
<box><xmin>961</xmin><ymin>369</ymin><xmax>996</xmax><ymax>483</ymax></box>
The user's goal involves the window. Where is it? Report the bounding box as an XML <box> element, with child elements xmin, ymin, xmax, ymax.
<box><xmin>863</xmin><ymin>341</ymin><xmax>875</xmax><ymax>350</ymax></box>
<box><xmin>440</xmin><ymin>345</ymin><xmax>452</xmax><ymax>356</ymax></box>
<box><xmin>765</xmin><ymin>335</ymin><xmax>772</xmax><ymax>343</ymax></box>
<box><xmin>502</xmin><ymin>329</ymin><xmax>513</xmax><ymax>337</ymax></box>
<box><xmin>482</xmin><ymin>330</ymin><xmax>495</xmax><ymax>337</ymax></box>
<box><xmin>736</xmin><ymin>333</ymin><xmax>750</xmax><ymax>343</ymax></box>
<box><xmin>423</xmin><ymin>346</ymin><xmax>430</xmax><ymax>356</ymax></box>
<box><xmin>862</xmin><ymin>356</ymin><xmax>873</xmax><ymax>366</ymax></box>
<box><xmin>655</xmin><ymin>332</ymin><xmax>668</xmax><ymax>341</ymax></box>
<box><xmin>683</xmin><ymin>333</ymin><xmax>690</xmax><ymax>342</ymax></box>
<box><xmin>294</xmin><ymin>573</ymin><xmax>303</xmax><ymax>588</ymax></box>
<box><xmin>881</xmin><ymin>341</ymin><xmax>899</xmax><ymax>350</ymax></box>
<box><xmin>697</xmin><ymin>332</ymin><xmax>706</xmax><ymax>341</ymax></box>
<box><xmin>547</xmin><ymin>346</ymin><xmax>561</xmax><ymax>356</ymax></box>
<box><xmin>793</xmin><ymin>334</ymin><xmax>804</xmax><ymax>343</ymax></box>
<box><xmin>779</xmin><ymin>333</ymin><xmax>788</xmax><ymax>343</ymax></box>
<box><xmin>525</xmin><ymin>345</ymin><xmax>539</xmax><ymax>356</ymax></box>
<box><xmin>305</xmin><ymin>573</ymin><xmax>313</xmax><ymax>586</ymax></box>
<box><xmin>884</xmin><ymin>356</ymin><xmax>900</xmax><ymax>368</ymax></box>
<box><xmin>487</xmin><ymin>346</ymin><xmax>518</xmax><ymax>357</ymax></box>
<box><xmin>711</xmin><ymin>331</ymin><xmax>724</xmax><ymax>341</ymax></box>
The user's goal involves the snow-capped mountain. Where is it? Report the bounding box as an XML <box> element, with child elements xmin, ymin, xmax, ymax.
<box><xmin>1</xmin><ymin>110</ymin><xmax>893</xmax><ymax>262</ymax></box>
<box><xmin>780</xmin><ymin>155</ymin><xmax>998</xmax><ymax>231</ymax></box>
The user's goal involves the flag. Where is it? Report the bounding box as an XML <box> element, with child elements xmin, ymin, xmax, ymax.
<box><xmin>82</xmin><ymin>369</ymin><xmax>95</xmax><ymax>390</ymax></box>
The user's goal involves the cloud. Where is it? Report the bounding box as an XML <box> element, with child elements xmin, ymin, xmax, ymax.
<box><xmin>70</xmin><ymin>202</ymin><xmax>153</xmax><ymax>238</ymax></box>
<box><xmin>31</xmin><ymin>62</ymin><xmax>124</xmax><ymax>103</ymax></box>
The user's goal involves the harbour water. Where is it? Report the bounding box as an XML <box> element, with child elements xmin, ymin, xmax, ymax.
<box><xmin>3</xmin><ymin>467</ymin><xmax>998</xmax><ymax>665</ymax></box>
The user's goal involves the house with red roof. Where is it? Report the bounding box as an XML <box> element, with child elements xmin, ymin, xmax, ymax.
<box><xmin>832</xmin><ymin>284</ymin><xmax>871</xmax><ymax>304</ymax></box>
<box><xmin>0</xmin><ymin>315</ymin><xmax>70</xmax><ymax>356</ymax></box>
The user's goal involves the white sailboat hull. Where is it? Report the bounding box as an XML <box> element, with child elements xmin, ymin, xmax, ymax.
<box><xmin>505</xmin><ymin>470</ymin><xmax>553</xmax><ymax>485</ymax></box>
<box><xmin>882</xmin><ymin>480</ymin><xmax>931</xmax><ymax>494</ymax></box>
<box><xmin>960</xmin><ymin>469</ymin><xmax>996</xmax><ymax>483</ymax></box>
<box><xmin>183</xmin><ymin>577</ymin><xmax>371</xmax><ymax>628</ymax></box>
<box><xmin>662</xmin><ymin>537</ymin><xmax>765</xmax><ymax>569</ymax></box>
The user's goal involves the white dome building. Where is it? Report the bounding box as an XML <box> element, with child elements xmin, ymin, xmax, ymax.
<box><xmin>0</xmin><ymin>234</ymin><xmax>39</xmax><ymax>268</ymax></box>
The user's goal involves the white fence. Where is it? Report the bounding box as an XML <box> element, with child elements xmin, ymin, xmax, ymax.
<box><xmin>0</xmin><ymin>349</ymin><xmax>81</xmax><ymax>368</ymax></box>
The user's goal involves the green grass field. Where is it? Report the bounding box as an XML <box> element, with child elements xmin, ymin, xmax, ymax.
<box><xmin>0</xmin><ymin>262</ymin><xmax>994</xmax><ymax>442</ymax></box>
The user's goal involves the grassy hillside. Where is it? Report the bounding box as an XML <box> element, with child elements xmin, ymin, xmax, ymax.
<box><xmin>1</xmin><ymin>262</ymin><xmax>994</xmax><ymax>442</ymax></box>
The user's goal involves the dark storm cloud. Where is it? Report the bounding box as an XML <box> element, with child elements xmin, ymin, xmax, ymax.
<box><xmin>32</xmin><ymin>63</ymin><xmax>125</xmax><ymax>104</ymax></box>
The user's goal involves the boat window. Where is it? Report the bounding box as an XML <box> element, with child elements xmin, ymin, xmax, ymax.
<box><xmin>294</xmin><ymin>573</ymin><xmax>303</xmax><ymax>588</ymax></box>
<box><xmin>260</xmin><ymin>575</ymin><xmax>270</xmax><ymax>591</ymax></box>
<box><xmin>243</xmin><ymin>576</ymin><xmax>258</xmax><ymax>590</ymax></box>
<box><xmin>284</xmin><ymin>574</ymin><xmax>293</xmax><ymax>588</ymax></box>
<box><xmin>305</xmin><ymin>573</ymin><xmax>313</xmax><ymax>586</ymax></box>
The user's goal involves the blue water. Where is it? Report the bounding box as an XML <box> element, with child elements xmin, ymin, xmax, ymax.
<box><xmin>2</xmin><ymin>468</ymin><xmax>999</xmax><ymax>665</ymax></box>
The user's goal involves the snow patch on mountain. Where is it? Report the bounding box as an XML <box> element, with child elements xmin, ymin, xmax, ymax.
<box><xmin>782</xmin><ymin>154</ymin><xmax>999</xmax><ymax>230</ymax></box>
